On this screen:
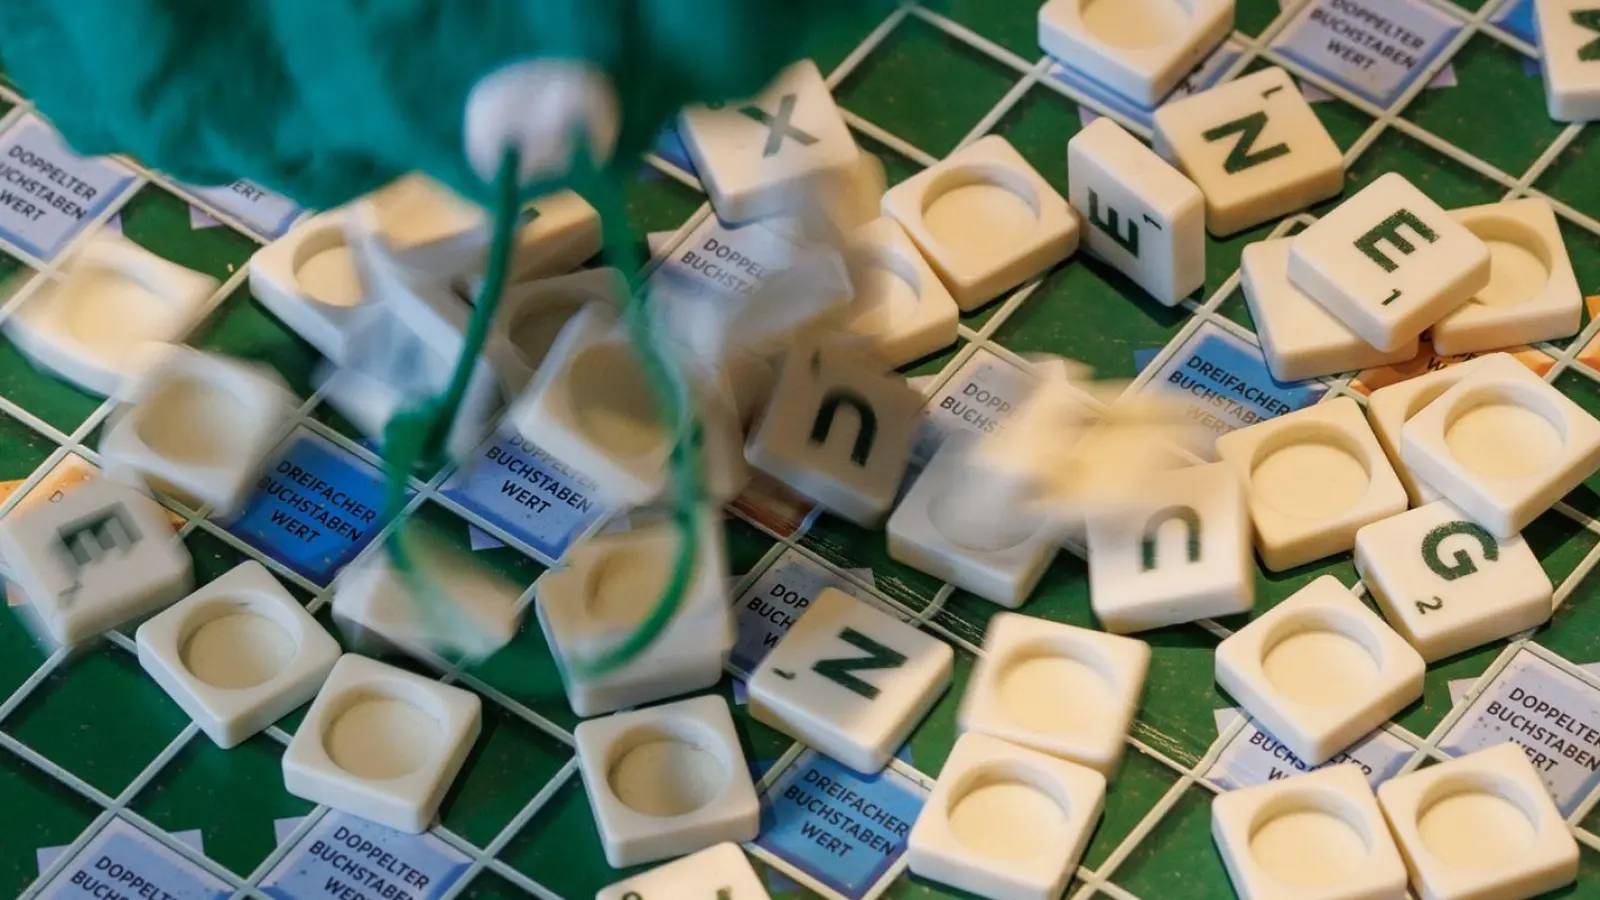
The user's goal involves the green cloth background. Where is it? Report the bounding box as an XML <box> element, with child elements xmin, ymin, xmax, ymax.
<box><xmin>0</xmin><ymin>0</ymin><xmax>890</xmax><ymax>209</ymax></box>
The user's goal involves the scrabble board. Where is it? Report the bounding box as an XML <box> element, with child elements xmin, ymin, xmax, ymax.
<box><xmin>5</xmin><ymin>0</ymin><xmax>1600</xmax><ymax>898</ymax></box>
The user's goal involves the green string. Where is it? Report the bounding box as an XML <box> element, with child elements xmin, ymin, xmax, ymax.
<box><xmin>379</xmin><ymin>145</ymin><xmax>706</xmax><ymax>678</ymax></box>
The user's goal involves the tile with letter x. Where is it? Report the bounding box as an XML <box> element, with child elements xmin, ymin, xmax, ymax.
<box><xmin>748</xmin><ymin>588</ymin><xmax>953</xmax><ymax>773</ymax></box>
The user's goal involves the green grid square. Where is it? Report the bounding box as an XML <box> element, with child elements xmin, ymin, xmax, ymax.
<box><xmin>457</xmin><ymin>870</ymin><xmax>529</xmax><ymax>899</ymax></box>
<box><xmin>182</xmin><ymin>526</ymin><xmax>252</xmax><ymax>587</ymax></box>
<box><xmin>988</xmin><ymin>261</ymin><xmax>1192</xmax><ymax>379</ymax></box>
<box><xmin>0</xmin><ymin>748</ymin><xmax>100</xmax><ymax>897</ymax></box>
<box><xmin>1556</xmin><ymin>217</ymin><xmax>1600</xmax><ymax>348</ymax></box>
<box><xmin>1401</xmin><ymin>35</ymin><xmax>1563</xmax><ymax>179</ymax></box>
<box><xmin>1110</xmin><ymin>784</ymin><xmax>1233</xmax><ymax>898</ymax></box>
<box><xmin>804</xmin><ymin>8</ymin><xmax>892</xmax><ymax>76</ymax></box>
<box><xmin>439</xmin><ymin>700</ymin><xmax>573</xmax><ymax>848</ymax></box>
<box><xmin>940</xmin><ymin>0</ymin><xmax>1041</xmax><ymax>59</ymax></box>
<box><xmin>1341</xmin><ymin>127</ymin><xmax>1504</xmax><ymax>211</ymax></box>
<box><xmin>727</xmin><ymin>513</ymin><xmax>782</xmax><ymax>581</ymax></box>
<box><xmin>625</xmin><ymin>168</ymin><xmax>703</xmax><ymax>241</ymax></box>
<box><xmin>500</xmin><ymin>773</ymin><xmax>645</xmax><ymax>896</ymax></box>
<box><xmin>0</xmin><ymin>602</ymin><xmax>51</xmax><ymax>703</ymax></box>
<box><xmin>462</xmin><ymin>618</ymin><xmax>582</xmax><ymax>736</ymax></box>
<box><xmin>0</xmin><ymin>328</ymin><xmax>103</xmax><ymax>435</ymax></box>
<box><xmin>797</xmin><ymin>513</ymin><xmax>944</xmax><ymax>613</ymax></box>
<box><xmin>189</xmin><ymin>284</ymin><xmax>322</xmax><ymax>399</ymax></box>
<box><xmin>1136</xmin><ymin>625</ymin><xmax>1228</xmax><ymax>767</ymax></box>
<box><xmin>116</xmin><ymin>186</ymin><xmax>259</xmax><ymax>281</ymax></box>
<box><xmin>0</xmin><ymin>407</ymin><xmax>54</xmax><ymax>484</ymax></box>
<box><xmin>1238</xmin><ymin>0</ymin><xmax>1288</xmax><ymax>36</ymax></box>
<box><xmin>988</xmin><ymin>82</ymin><xmax>1082</xmax><ymax>191</ymax></box>
<box><xmin>835</xmin><ymin>17</ymin><xmax>1020</xmax><ymax>158</ymax></box>
<box><xmin>4</xmin><ymin>644</ymin><xmax>191</xmax><ymax>797</ymax></box>
<box><xmin>131</xmin><ymin>731</ymin><xmax>312</xmax><ymax>878</ymax></box>
<box><xmin>933</xmin><ymin>552</ymin><xmax>1096</xmax><ymax>649</ymax></box>
<box><xmin>1086</xmin><ymin>748</ymin><xmax>1185</xmax><ymax>871</ymax></box>
<box><xmin>1538</xmin><ymin>556</ymin><xmax>1600</xmax><ymax>666</ymax></box>
<box><xmin>1526</xmin><ymin>507</ymin><xmax>1600</xmax><ymax>590</ymax></box>
<box><xmin>1535</xmin><ymin>120</ymin><xmax>1600</xmax><ymax>223</ymax></box>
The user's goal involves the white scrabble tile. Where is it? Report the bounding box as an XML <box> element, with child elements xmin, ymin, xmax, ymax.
<box><xmin>536</xmin><ymin>512</ymin><xmax>731</xmax><ymax>717</ymax></box>
<box><xmin>1377</xmin><ymin>743</ymin><xmax>1579</xmax><ymax>900</ymax></box>
<box><xmin>1288</xmin><ymin>173</ymin><xmax>1490</xmax><ymax>352</ymax></box>
<box><xmin>99</xmin><ymin>346</ymin><xmax>295</xmax><ymax>517</ymax></box>
<box><xmin>596</xmin><ymin>843</ymin><xmax>771</xmax><ymax>900</ymax></box>
<box><xmin>137</xmin><ymin>561</ymin><xmax>340</xmax><ymax>748</ymax></box>
<box><xmin>365</xmin><ymin>177</ymin><xmax>602</xmax><ymax>284</ymax></box>
<box><xmin>882</xmin><ymin>135</ymin><xmax>1079</xmax><ymax>310</ymax></box>
<box><xmin>1066</xmin><ymin>118</ymin><xmax>1206</xmax><ymax>307</ymax></box>
<box><xmin>1215</xmin><ymin>575</ymin><xmax>1424</xmax><ymax>765</ymax></box>
<box><xmin>6</xmin><ymin>234</ymin><xmax>217</xmax><ymax>396</ymax></box>
<box><xmin>487</xmin><ymin>267</ymin><xmax>624</xmax><ymax>391</ymax></box>
<box><xmin>1038</xmin><ymin>0</ymin><xmax>1235</xmax><ymax>105</ymax></box>
<box><xmin>835</xmin><ymin>217</ymin><xmax>960</xmax><ymax>368</ymax></box>
<box><xmin>1354</xmin><ymin>501</ymin><xmax>1551</xmax><ymax>663</ymax></box>
<box><xmin>332</xmin><ymin>534</ymin><xmax>522</xmax><ymax>662</ymax></box>
<box><xmin>1364</xmin><ymin>353</ymin><xmax>1531</xmax><ymax>507</ymax></box>
<box><xmin>247</xmin><ymin>209</ymin><xmax>372</xmax><ymax>364</ymax></box>
<box><xmin>745</xmin><ymin>341</ymin><xmax>921</xmax><ymax>526</ymax></box>
<box><xmin>886</xmin><ymin>442</ymin><xmax>1060</xmax><ymax>609</ymax></box>
<box><xmin>0</xmin><ymin>477</ymin><xmax>191</xmax><ymax>647</ymax></box>
<box><xmin>769</xmin><ymin>149</ymin><xmax>890</xmax><ymax>246</ymax></box>
<box><xmin>1153</xmin><ymin>67</ymin><xmax>1344</xmax><ymax>237</ymax></box>
<box><xmin>959</xmin><ymin>612</ymin><xmax>1149</xmax><ymax>775</ymax></box>
<box><xmin>1401</xmin><ymin>361</ymin><xmax>1600</xmax><ymax>537</ymax></box>
<box><xmin>325</xmin><ymin>308</ymin><xmax>505</xmax><ymax>464</ymax></box>
<box><xmin>1085</xmin><ymin>461</ymin><xmax>1254</xmax><ymax>633</ymax></box>
<box><xmin>575</xmin><ymin>695</ymin><xmax>760</xmax><ymax>867</ymax></box>
<box><xmin>1212</xmin><ymin>764</ymin><xmax>1408</xmax><ymax>900</ymax></box>
<box><xmin>1241</xmin><ymin>238</ymin><xmax>1419</xmax><ymax>383</ymax></box>
<box><xmin>1429</xmin><ymin>198</ymin><xmax>1583</xmax><ymax>355</ymax></box>
<box><xmin>679</xmin><ymin>60</ymin><xmax>861</xmax><ymax>224</ymax></box>
<box><xmin>1536</xmin><ymin>0</ymin><xmax>1600</xmax><ymax>121</ymax></box>
<box><xmin>508</xmin><ymin>304</ymin><xmax>746</xmax><ymax>506</ymax></box>
<box><xmin>1214</xmin><ymin>397</ymin><xmax>1407</xmax><ymax>572</ymax></box>
<box><xmin>748</xmin><ymin>587</ymin><xmax>953</xmax><ymax>773</ymax></box>
<box><xmin>907</xmin><ymin>731</ymin><xmax>1104</xmax><ymax>900</ymax></box>
<box><xmin>283</xmin><ymin>654</ymin><xmax>481</xmax><ymax>833</ymax></box>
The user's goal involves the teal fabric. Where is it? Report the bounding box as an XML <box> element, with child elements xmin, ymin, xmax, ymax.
<box><xmin>0</xmin><ymin>0</ymin><xmax>889</xmax><ymax>209</ymax></box>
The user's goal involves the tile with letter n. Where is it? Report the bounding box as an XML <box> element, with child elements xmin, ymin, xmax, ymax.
<box><xmin>115</xmin><ymin>185</ymin><xmax>258</xmax><ymax>281</ymax></box>
<box><xmin>1338</xmin><ymin>129</ymin><xmax>1504</xmax><ymax>212</ymax></box>
<box><xmin>0</xmin><ymin>750</ymin><xmax>100</xmax><ymax>898</ymax></box>
<box><xmin>130</xmin><ymin>731</ymin><xmax>313</xmax><ymax>878</ymax></box>
<box><xmin>188</xmin><ymin>283</ymin><xmax>322</xmax><ymax>399</ymax></box>
<box><xmin>834</xmin><ymin>16</ymin><xmax>1018</xmax><ymax>158</ymax></box>
<box><xmin>1401</xmin><ymin>35</ymin><xmax>1566</xmax><ymax>178</ymax></box>
<box><xmin>1535</xmin><ymin>113</ymin><xmax>1600</xmax><ymax>223</ymax></box>
<box><xmin>438</xmin><ymin>700</ymin><xmax>572</xmax><ymax>848</ymax></box>
<box><xmin>988</xmin><ymin>258</ymin><xmax>1192</xmax><ymax>379</ymax></box>
<box><xmin>3</xmin><ymin>643</ymin><xmax>192</xmax><ymax>797</ymax></box>
<box><xmin>500</xmin><ymin>773</ymin><xmax>649</xmax><ymax>897</ymax></box>
<box><xmin>1110</xmin><ymin>784</ymin><xmax>1236</xmax><ymax>899</ymax></box>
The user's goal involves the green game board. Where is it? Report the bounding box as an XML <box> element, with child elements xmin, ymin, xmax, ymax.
<box><xmin>4</xmin><ymin>0</ymin><xmax>1600</xmax><ymax>897</ymax></box>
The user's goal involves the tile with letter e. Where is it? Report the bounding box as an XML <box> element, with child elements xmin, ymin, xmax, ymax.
<box><xmin>1288</xmin><ymin>172</ymin><xmax>1490</xmax><ymax>352</ymax></box>
<box><xmin>748</xmin><ymin>587</ymin><xmax>953</xmax><ymax>773</ymax></box>
<box><xmin>1153</xmin><ymin>67</ymin><xmax>1344</xmax><ymax>237</ymax></box>
<box><xmin>1066</xmin><ymin>118</ymin><xmax>1206</xmax><ymax>307</ymax></box>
